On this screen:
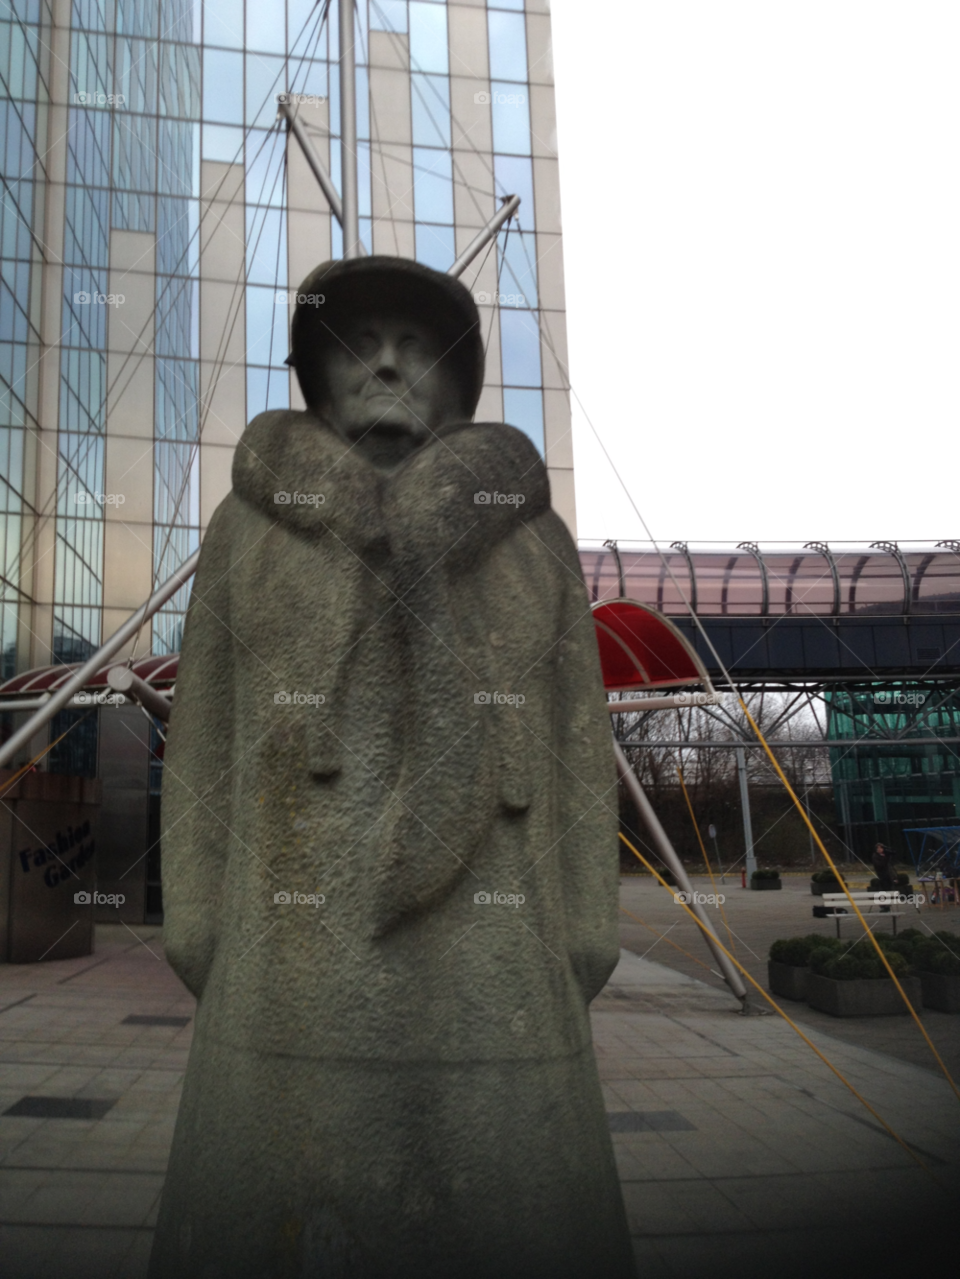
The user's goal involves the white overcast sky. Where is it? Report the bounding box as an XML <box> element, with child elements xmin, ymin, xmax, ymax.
<box><xmin>549</xmin><ymin>1</ymin><xmax>958</xmax><ymax>545</ymax></box>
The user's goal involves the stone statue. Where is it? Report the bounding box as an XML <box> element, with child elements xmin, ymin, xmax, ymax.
<box><xmin>149</xmin><ymin>257</ymin><xmax>635</xmax><ymax>1279</ymax></box>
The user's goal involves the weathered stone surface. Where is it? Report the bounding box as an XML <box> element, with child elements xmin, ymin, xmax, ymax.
<box><xmin>149</xmin><ymin>259</ymin><xmax>634</xmax><ymax>1278</ymax></box>
<box><xmin>767</xmin><ymin>960</ymin><xmax>809</xmax><ymax>1002</ymax></box>
<box><xmin>806</xmin><ymin>974</ymin><xmax>923</xmax><ymax>1017</ymax></box>
<box><xmin>920</xmin><ymin>971</ymin><xmax>960</xmax><ymax>1013</ymax></box>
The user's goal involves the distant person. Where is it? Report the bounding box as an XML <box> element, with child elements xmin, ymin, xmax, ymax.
<box><xmin>872</xmin><ymin>842</ymin><xmax>897</xmax><ymax>911</ymax></box>
<box><xmin>872</xmin><ymin>842</ymin><xmax>896</xmax><ymax>891</ymax></box>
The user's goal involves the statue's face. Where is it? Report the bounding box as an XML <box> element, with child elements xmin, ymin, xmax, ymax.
<box><xmin>316</xmin><ymin>312</ymin><xmax>463</xmax><ymax>467</ymax></box>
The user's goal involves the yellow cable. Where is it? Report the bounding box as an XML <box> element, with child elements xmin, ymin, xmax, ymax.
<box><xmin>618</xmin><ymin>831</ymin><xmax>940</xmax><ymax>1181</ymax></box>
<box><xmin>676</xmin><ymin>763</ymin><xmax>738</xmax><ymax>957</ymax></box>
<box><xmin>738</xmin><ymin>702</ymin><xmax>960</xmax><ymax>1103</ymax></box>
<box><xmin>0</xmin><ymin>712</ymin><xmax>95</xmax><ymax>801</ymax></box>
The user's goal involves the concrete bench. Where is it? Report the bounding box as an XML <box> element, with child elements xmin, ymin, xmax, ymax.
<box><xmin>814</xmin><ymin>891</ymin><xmax>918</xmax><ymax>938</ymax></box>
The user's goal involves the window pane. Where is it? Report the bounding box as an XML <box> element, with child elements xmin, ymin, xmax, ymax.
<box><xmin>202</xmin><ymin>122</ymin><xmax>244</xmax><ymax>161</ymax></box>
<box><xmin>247</xmin><ymin>365</ymin><xmax>290</xmax><ymax>416</ymax></box>
<box><xmin>487</xmin><ymin>10</ymin><xmax>527</xmax><ymax>83</ymax></box>
<box><xmin>246</xmin><ymin>53</ymin><xmax>286</xmax><ymax>127</ymax></box>
<box><xmin>493</xmin><ymin>154</ymin><xmax>533</xmax><ymax>226</ymax></box>
<box><xmin>413</xmin><ymin>146</ymin><xmax>453</xmax><ymax>224</ymax></box>
<box><xmin>159</xmin><ymin>42</ymin><xmax>201</xmax><ymax>119</ymax></box>
<box><xmin>245</xmin><ymin>206</ymin><xmax>286</xmax><ymax>285</ymax></box>
<box><xmin>245</xmin><ymin>284</ymin><xmax>290</xmax><ymax>368</ymax></box>
<box><xmin>246</xmin><ymin>128</ymin><xmax>286</xmax><ymax>206</ymax></box>
<box><xmin>497</xmin><ymin>228</ymin><xmax>537</xmax><ymax>308</ymax></box>
<box><xmin>358</xmin><ymin>141</ymin><xmax>372</xmax><ymax>217</ymax></box>
<box><xmin>415</xmin><ymin>222</ymin><xmax>454</xmax><ymax>273</ymax></box>
<box><xmin>203</xmin><ymin>48</ymin><xmax>243</xmax><ymax>123</ymax></box>
<box><xmin>503</xmin><ymin>387</ymin><xmax>543</xmax><ymax>455</ymax></box>
<box><xmin>490</xmin><ymin>81</ymin><xmax>529</xmax><ymax>155</ymax></box>
<box><xmin>411</xmin><ymin>72</ymin><xmax>450</xmax><ymax>147</ymax></box>
<box><xmin>371</xmin><ymin>0</ymin><xmax>407</xmax><ymax>33</ymax></box>
<box><xmin>408</xmin><ymin>1</ymin><xmax>447</xmax><ymax>74</ymax></box>
<box><xmin>246</xmin><ymin>0</ymin><xmax>286</xmax><ymax>53</ymax></box>
<box><xmin>499</xmin><ymin>308</ymin><xmax>541</xmax><ymax>386</ymax></box>
<box><xmin>204</xmin><ymin>0</ymin><xmax>244</xmax><ymax>49</ymax></box>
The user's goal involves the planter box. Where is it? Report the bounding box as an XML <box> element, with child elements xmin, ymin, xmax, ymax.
<box><xmin>768</xmin><ymin>961</ymin><xmax>809</xmax><ymax>1001</ymax></box>
<box><xmin>806</xmin><ymin>973</ymin><xmax>922</xmax><ymax>1017</ymax></box>
<box><xmin>751</xmin><ymin>878</ymin><xmax>781</xmax><ymax>891</ymax></box>
<box><xmin>920</xmin><ymin>971</ymin><xmax>960</xmax><ymax>1013</ymax></box>
<box><xmin>811</xmin><ymin>880</ymin><xmax>842</xmax><ymax>896</ymax></box>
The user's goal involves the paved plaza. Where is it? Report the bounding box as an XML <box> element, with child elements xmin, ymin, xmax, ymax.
<box><xmin>0</xmin><ymin>878</ymin><xmax>956</xmax><ymax>1278</ymax></box>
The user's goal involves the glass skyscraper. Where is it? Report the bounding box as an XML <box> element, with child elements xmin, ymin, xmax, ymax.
<box><xmin>0</xmin><ymin>0</ymin><xmax>574</xmax><ymax>690</ymax></box>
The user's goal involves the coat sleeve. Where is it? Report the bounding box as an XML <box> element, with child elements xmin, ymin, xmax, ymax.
<box><xmin>530</xmin><ymin>510</ymin><xmax>622</xmax><ymax>1004</ymax></box>
<box><xmin>159</xmin><ymin>497</ymin><xmax>239</xmax><ymax>998</ymax></box>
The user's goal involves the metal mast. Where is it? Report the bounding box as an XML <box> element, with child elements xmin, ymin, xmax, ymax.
<box><xmin>338</xmin><ymin>0</ymin><xmax>361</xmax><ymax>258</ymax></box>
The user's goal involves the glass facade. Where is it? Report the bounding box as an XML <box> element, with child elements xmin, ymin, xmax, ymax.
<box><xmin>1</xmin><ymin>0</ymin><xmax>569</xmax><ymax>708</ymax></box>
<box><xmin>0</xmin><ymin>0</ymin><xmax>47</xmax><ymax>682</ymax></box>
<box><xmin>826</xmin><ymin>683</ymin><xmax>960</xmax><ymax>858</ymax></box>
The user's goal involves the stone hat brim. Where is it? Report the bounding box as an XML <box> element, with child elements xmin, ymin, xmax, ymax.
<box><xmin>288</xmin><ymin>256</ymin><xmax>485</xmax><ymax>417</ymax></box>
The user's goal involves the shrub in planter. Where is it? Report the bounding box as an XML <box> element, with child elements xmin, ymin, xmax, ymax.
<box><xmin>869</xmin><ymin>875</ymin><xmax>914</xmax><ymax>895</ymax></box>
<box><xmin>877</xmin><ymin>928</ymin><xmax>924</xmax><ymax>964</ymax></box>
<box><xmin>915</xmin><ymin>932</ymin><xmax>960</xmax><ymax>1013</ymax></box>
<box><xmin>751</xmin><ymin>869</ymin><xmax>782</xmax><ymax>891</ymax></box>
<box><xmin>811</xmin><ymin>869</ymin><xmax>845</xmax><ymax>896</ymax></box>
<box><xmin>806</xmin><ymin>943</ymin><xmax>922</xmax><ymax>1016</ymax></box>
<box><xmin>768</xmin><ymin>935</ymin><xmax>841</xmax><ymax>1001</ymax></box>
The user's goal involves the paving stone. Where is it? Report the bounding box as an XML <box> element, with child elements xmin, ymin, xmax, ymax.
<box><xmin>0</xmin><ymin>914</ymin><xmax>956</xmax><ymax>1278</ymax></box>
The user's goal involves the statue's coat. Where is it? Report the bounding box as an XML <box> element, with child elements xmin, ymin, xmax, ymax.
<box><xmin>149</xmin><ymin>413</ymin><xmax>634</xmax><ymax>1279</ymax></box>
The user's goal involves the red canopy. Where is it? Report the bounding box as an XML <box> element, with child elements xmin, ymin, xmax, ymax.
<box><xmin>592</xmin><ymin>599</ymin><xmax>712</xmax><ymax>693</ymax></box>
<box><xmin>0</xmin><ymin>654</ymin><xmax>179</xmax><ymax>697</ymax></box>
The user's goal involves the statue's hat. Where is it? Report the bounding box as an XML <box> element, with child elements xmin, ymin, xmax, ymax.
<box><xmin>288</xmin><ymin>256</ymin><xmax>484</xmax><ymax>417</ymax></box>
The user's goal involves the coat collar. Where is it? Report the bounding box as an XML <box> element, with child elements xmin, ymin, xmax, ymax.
<box><xmin>232</xmin><ymin>410</ymin><xmax>551</xmax><ymax>567</ymax></box>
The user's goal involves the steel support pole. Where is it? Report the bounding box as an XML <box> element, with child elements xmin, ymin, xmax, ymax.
<box><xmin>0</xmin><ymin>550</ymin><xmax>200</xmax><ymax>771</ymax></box>
<box><xmin>277</xmin><ymin>95</ymin><xmax>345</xmax><ymax>226</ymax></box>
<box><xmin>447</xmin><ymin>195</ymin><xmax>521</xmax><ymax>278</ymax></box>
<box><xmin>106</xmin><ymin>667</ymin><xmax>172</xmax><ymax>723</ymax></box>
<box><xmin>736</xmin><ymin>745</ymin><xmax>757</xmax><ymax>878</ymax></box>
<box><xmin>615</xmin><ymin>742</ymin><xmax>748</xmax><ymax>1005</ymax></box>
<box><xmin>338</xmin><ymin>0</ymin><xmax>360</xmax><ymax>258</ymax></box>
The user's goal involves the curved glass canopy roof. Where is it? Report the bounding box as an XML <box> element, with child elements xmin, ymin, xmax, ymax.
<box><xmin>579</xmin><ymin>543</ymin><xmax>960</xmax><ymax>617</ymax></box>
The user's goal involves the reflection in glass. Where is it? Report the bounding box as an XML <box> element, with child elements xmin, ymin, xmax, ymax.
<box><xmin>415</xmin><ymin>222</ymin><xmax>455</xmax><ymax>272</ymax></box>
<box><xmin>503</xmin><ymin>387</ymin><xmax>543</xmax><ymax>456</ymax></box>
<box><xmin>490</xmin><ymin>81</ymin><xmax>530</xmax><ymax>156</ymax></box>
<box><xmin>487</xmin><ymin>10</ymin><xmax>528</xmax><ymax>83</ymax></box>
<box><xmin>499</xmin><ymin>308</ymin><xmax>541</xmax><ymax>386</ymax></box>
<box><xmin>413</xmin><ymin>146</ymin><xmax>453</xmax><ymax>224</ymax></box>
